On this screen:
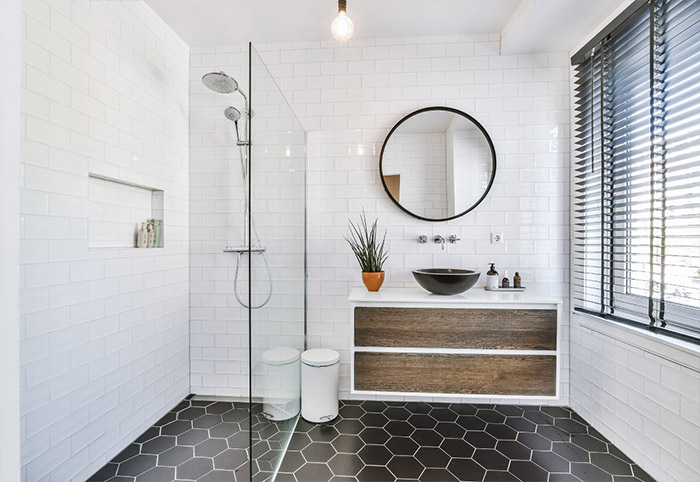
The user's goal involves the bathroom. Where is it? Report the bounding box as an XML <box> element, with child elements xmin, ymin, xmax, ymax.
<box><xmin>0</xmin><ymin>0</ymin><xmax>698</xmax><ymax>481</ymax></box>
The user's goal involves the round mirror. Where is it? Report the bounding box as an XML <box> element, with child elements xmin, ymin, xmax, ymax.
<box><xmin>379</xmin><ymin>107</ymin><xmax>496</xmax><ymax>222</ymax></box>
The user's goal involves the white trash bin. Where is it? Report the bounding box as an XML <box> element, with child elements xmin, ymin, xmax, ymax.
<box><xmin>261</xmin><ymin>347</ymin><xmax>301</xmax><ymax>421</ymax></box>
<box><xmin>301</xmin><ymin>348</ymin><xmax>340</xmax><ymax>423</ymax></box>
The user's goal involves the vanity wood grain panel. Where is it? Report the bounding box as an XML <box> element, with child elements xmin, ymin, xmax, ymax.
<box><xmin>354</xmin><ymin>307</ymin><xmax>556</xmax><ymax>350</ymax></box>
<box><xmin>354</xmin><ymin>352</ymin><xmax>556</xmax><ymax>396</ymax></box>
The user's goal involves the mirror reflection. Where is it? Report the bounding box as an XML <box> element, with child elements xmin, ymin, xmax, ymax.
<box><xmin>380</xmin><ymin>108</ymin><xmax>496</xmax><ymax>221</ymax></box>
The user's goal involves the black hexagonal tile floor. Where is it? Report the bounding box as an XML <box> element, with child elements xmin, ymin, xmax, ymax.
<box><xmin>91</xmin><ymin>397</ymin><xmax>655</xmax><ymax>482</ymax></box>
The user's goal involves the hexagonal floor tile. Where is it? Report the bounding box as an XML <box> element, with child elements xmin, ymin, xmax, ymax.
<box><xmin>473</xmin><ymin>449</ymin><xmax>510</xmax><ymax>470</ymax></box>
<box><xmin>158</xmin><ymin>445</ymin><xmax>194</xmax><ymax>467</ymax></box>
<box><xmin>302</xmin><ymin>442</ymin><xmax>336</xmax><ymax>463</ymax></box>
<box><xmin>178</xmin><ymin>407</ymin><xmax>206</xmax><ymax>421</ymax></box>
<box><xmin>388</xmin><ymin>455</ymin><xmax>425</xmax><ymax>479</ymax></box>
<box><xmin>177</xmin><ymin>429</ymin><xmax>209</xmax><ymax>446</ymax></box>
<box><xmin>360</xmin><ymin>412</ymin><xmax>389</xmax><ymax>428</ymax></box>
<box><xmin>328</xmin><ymin>453</ymin><xmax>364</xmax><ymax>477</ymax></box>
<box><xmin>357</xmin><ymin>445</ymin><xmax>392</xmax><ymax>465</ymax></box>
<box><xmin>334</xmin><ymin>419</ymin><xmax>365</xmax><ymax>435</ymax></box>
<box><xmin>295</xmin><ymin>462</ymin><xmax>333</xmax><ymax>482</ymax></box>
<box><xmin>386</xmin><ymin>436</ymin><xmax>420</xmax><ymax>456</ymax></box>
<box><xmin>134</xmin><ymin>466</ymin><xmax>174</xmax><ymax>482</ymax></box>
<box><xmin>446</xmin><ymin>458</ymin><xmax>485</xmax><ymax>482</ymax></box>
<box><xmin>509</xmin><ymin>460</ymin><xmax>550</xmax><ymax>482</ymax></box>
<box><xmin>195</xmin><ymin>438</ymin><xmax>229</xmax><ymax>457</ymax></box>
<box><xmin>358</xmin><ymin>427</ymin><xmax>389</xmax><ymax>445</ymax></box>
<box><xmin>161</xmin><ymin>420</ymin><xmax>192</xmax><ymax>436</ymax></box>
<box><xmin>175</xmin><ymin>457</ymin><xmax>213</xmax><ymax>480</ymax></box>
<box><xmin>308</xmin><ymin>425</ymin><xmax>340</xmax><ymax>443</ymax></box>
<box><xmin>421</xmin><ymin>467</ymin><xmax>460</xmax><ymax>481</ymax></box>
<box><xmin>415</xmin><ymin>447</ymin><xmax>450</xmax><ymax>468</ymax></box>
<box><xmin>141</xmin><ymin>436</ymin><xmax>176</xmax><ymax>455</ymax></box>
<box><xmin>356</xmin><ymin>465</ymin><xmax>394</xmax><ymax>482</ymax></box>
<box><xmin>117</xmin><ymin>455</ymin><xmax>157</xmax><ymax>477</ymax></box>
<box><xmin>331</xmin><ymin>434</ymin><xmax>365</xmax><ymax>454</ymax></box>
<box><xmin>440</xmin><ymin>438</ymin><xmax>475</xmax><ymax>458</ymax></box>
<box><xmin>213</xmin><ymin>449</ymin><xmax>248</xmax><ymax>471</ymax></box>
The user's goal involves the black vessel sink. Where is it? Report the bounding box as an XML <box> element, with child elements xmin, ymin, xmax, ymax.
<box><xmin>412</xmin><ymin>269</ymin><xmax>480</xmax><ymax>295</ymax></box>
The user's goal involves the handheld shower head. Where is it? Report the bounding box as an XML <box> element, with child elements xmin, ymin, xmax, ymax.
<box><xmin>202</xmin><ymin>71</ymin><xmax>239</xmax><ymax>94</ymax></box>
<box><xmin>224</xmin><ymin>106</ymin><xmax>242</xmax><ymax>122</ymax></box>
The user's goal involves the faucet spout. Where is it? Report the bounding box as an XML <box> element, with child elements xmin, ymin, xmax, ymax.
<box><xmin>433</xmin><ymin>235</ymin><xmax>446</xmax><ymax>250</ymax></box>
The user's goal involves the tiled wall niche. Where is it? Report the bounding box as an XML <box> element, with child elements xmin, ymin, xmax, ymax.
<box><xmin>88</xmin><ymin>174</ymin><xmax>164</xmax><ymax>249</ymax></box>
<box><xmin>190</xmin><ymin>36</ymin><xmax>571</xmax><ymax>405</ymax></box>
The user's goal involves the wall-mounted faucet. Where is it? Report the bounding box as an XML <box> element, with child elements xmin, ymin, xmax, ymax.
<box><xmin>417</xmin><ymin>234</ymin><xmax>459</xmax><ymax>249</ymax></box>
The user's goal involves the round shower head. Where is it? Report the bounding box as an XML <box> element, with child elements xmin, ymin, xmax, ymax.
<box><xmin>224</xmin><ymin>106</ymin><xmax>242</xmax><ymax>122</ymax></box>
<box><xmin>202</xmin><ymin>71</ymin><xmax>239</xmax><ymax>94</ymax></box>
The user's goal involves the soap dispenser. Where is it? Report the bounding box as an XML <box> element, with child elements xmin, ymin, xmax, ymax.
<box><xmin>486</xmin><ymin>263</ymin><xmax>499</xmax><ymax>290</ymax></box>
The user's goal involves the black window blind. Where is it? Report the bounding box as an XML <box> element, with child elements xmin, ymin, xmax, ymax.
<box><xmin>573</xmin><ymin>0</ymin><xmax>700</xmax><ymax>341</ymax></box>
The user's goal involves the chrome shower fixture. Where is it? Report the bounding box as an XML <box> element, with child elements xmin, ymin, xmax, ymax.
<box><xmin>224</xmin><ymin>106</ymin><xmax>241</xmax><ymax>122</ymax></box>
<box><xmin>202</xmin><ymin>71</ymin><xmax>240</xmax><ymax>95</ymax></box>
<box><xmin>224</xmin><ymin>106</ymin><xmax>246</xmax><ymax>145</ymax></box>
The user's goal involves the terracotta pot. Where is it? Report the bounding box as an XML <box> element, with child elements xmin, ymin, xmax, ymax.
<box><xmin>362</xmin><ymin>272</ymin><xmax>385</xmax><ymax>291</ymax></box>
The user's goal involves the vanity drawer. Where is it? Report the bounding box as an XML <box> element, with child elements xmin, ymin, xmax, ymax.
<box><xmin>354</xmin><ymin>352</ymin><xmax>556</xmax><ymax>396</ymax></box>
<box><xmin>354</xmin><ymin>307</ymin><xmax>557</xmax><ymax>350</ymax></box>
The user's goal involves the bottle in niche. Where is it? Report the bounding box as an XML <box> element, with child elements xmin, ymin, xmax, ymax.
<box><xmin>146</xmin><ymin>221</ymin><xmax>155</xmax><ymax>248</ymax></box>
<box><xmin>486</xmin><ymin>263</ymin><xmax>499</xmax><ymax>290</ymax></box>
<box><xmin>501</xmin><ymin>270</ymin><xmax>510</xmax><ymax>289</ymax></box>
<box><xmin>137</xmin><ymin>222</ymin><xmax>146</xmax><ymax>248</ymax></box>
<box><xmin>514</xmin><ymin>272</ymin><xmax>521</xmax><ymax>288</ymax></box>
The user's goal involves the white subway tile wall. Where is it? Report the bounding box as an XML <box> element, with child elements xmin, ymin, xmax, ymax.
<box><xmin>570</xmin><ymin>314</ymin><xmax>700</xmax><ymax>482</ymax></box>
<box><xmin>189</xmin><ymin>36</ymin><xmax>571</xmax><ymax>405</ymax></box>
<box><xmin>20</xmin><ymin>1</ymin><xmax>190</xmax><ymax>481</ymax></box>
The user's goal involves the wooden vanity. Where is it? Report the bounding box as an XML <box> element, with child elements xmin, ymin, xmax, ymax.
<box><xmin>349</xmin><ymin>287</ymin><xmax>561</xmax><ymax>400</ymax></box>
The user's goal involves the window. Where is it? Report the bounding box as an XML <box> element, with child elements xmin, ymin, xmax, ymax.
<box><xmin>572</xmin><ymin>0</ymin><xmax>700</xmax><ymax>341</ymax></box>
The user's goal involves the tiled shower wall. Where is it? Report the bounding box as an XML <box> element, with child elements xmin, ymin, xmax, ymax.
<box><xmin>190</xmin><ymin>35</ymin><xmax>571</xmax><ymax>404</ymax></box>
<box><xmin>19</xmin><ymin>1</ymin><xmax>189</xmax><ymax>481</ymax></box>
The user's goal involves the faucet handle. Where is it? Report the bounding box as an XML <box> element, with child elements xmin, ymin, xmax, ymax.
<box><xmin>417</xmin><ymin>235</ymin><xmax>428</xmax><ymax>244</ymax></box>
<box><xmin>449</xmin><ymin>235</ymin><xmax>461</xmax><ymax>244</ymax></box>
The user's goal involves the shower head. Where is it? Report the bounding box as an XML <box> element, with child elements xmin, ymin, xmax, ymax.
<box><xmin>224</xmin><ymin>106</ymin><xmax>242</xmax><ymax>122</ymax></box>
<box><xmin>202</xmin><ymin>71</ymin><xmax>239</xmax><ymax>94</ymax></box>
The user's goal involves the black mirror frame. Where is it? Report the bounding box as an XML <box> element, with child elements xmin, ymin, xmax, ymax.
<box><xmin>379</xmin><ymin>106</ymin><xmax>497</xmax><ymax>222</ymax></box>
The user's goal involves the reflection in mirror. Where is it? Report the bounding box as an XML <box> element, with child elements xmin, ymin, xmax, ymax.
<box><xmin>380</xmin><ymin>108</ymin><xmax>496</xmax><ymax>221</ymax></box>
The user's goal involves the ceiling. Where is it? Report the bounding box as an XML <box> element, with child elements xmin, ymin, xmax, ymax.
<box><xmin>144</xmin><ymin>0</ymin><xmax>629</xmax><ymax>53</ymax></box>
<box><xmin>144</xmin><ymin>0</ymin><xmax>520</xmax><ymax>47</ymax></box>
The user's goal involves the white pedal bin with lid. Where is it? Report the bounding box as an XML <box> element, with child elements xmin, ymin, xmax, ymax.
<box><xmin>301</xmin><ymin>348</ymin><xmax>340</xmax><ymax>423</ymax></box>
<box><xmin>261</xmin><ymin>347</ymin><xmax>300</xmax><ymax>421</ymax></box>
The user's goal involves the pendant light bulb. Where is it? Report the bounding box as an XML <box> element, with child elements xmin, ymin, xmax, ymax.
<box><xmin>331</xmin><ymin>0</ymin><xmax>354</xmax><ymax>42</ymax></box>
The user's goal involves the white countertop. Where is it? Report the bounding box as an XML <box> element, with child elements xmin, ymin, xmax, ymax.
<box><xmin>349</xmin><ymin>287</ymin><xmax>562</xmax><ymax>305</ymax></box>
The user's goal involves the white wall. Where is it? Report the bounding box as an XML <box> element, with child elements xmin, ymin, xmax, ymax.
<box><xmin>0</xmin><ymin>0</ymin><xmax>22</xmax><ymax>480</ymax></box>
<box><xmin>190</xmin><ymin>35</ymin><xmax>571</xmax><ymax>405</ymax></box>
<box><xmin>20</xmin><ymin>1</ymin><xmax>190</xmax><ymax>481</ymax></box>
<box><xmin>570</xmin><ymin>314</ymin><xmax>700</xmax><ymax>481</ymax></box>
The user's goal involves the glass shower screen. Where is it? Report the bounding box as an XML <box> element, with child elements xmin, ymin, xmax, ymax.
<box><xmin>246</xmin><ymin>43</ymin><xmax>307</xmax><ymax>481</ymax></box>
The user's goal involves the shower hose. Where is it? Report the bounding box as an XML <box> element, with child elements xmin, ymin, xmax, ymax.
<box><xmin>233</xmin><ymin>143</ymin><xmax>273</xmax><ymax>310</ymax></box>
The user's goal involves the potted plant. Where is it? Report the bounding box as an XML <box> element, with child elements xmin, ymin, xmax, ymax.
<box><xmin>345</xmin><ymin>212</ymin><xmax>389</xmax><ymax>291</ymax></box>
